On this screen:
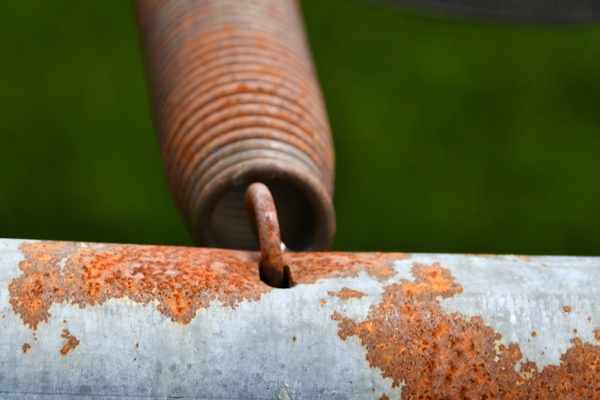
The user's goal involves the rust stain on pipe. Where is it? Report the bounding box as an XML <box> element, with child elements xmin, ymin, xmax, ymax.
<box><xmin>136</xmin><ymin>0</ymin><xmax>335</xmax><ymax>251</ymax></box>
<box><xmin>59</xmin><ymin>329</ymin><xmax>79</xmax><ymax>356</ymax></box>
<box><xmin>327</xmin><ymin>288</ymin><xmax>367</xmax><ymax>300</ymax></box>
<box><xmin>287</xmin><ymin>252</ymin><xmax>406</xmax><ymax>284</ymax></box>
<box><xmin>8</xmin><ymin>242</ymin><xmax>406</xmax><ymax>330</ymax></box>
<box><xmin>333</xmin><ymin>263</ymin><xmax>600</xmax><ymax>399</ymax></box>
<box><xmin>9</xmin><ymin>242</ymin><xmax>268</xmax><ymax>330</ymax></box>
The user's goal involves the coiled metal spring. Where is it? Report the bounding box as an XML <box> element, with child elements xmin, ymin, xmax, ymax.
<box><xmin>136</xmin><ymin>0</ymin><xmax>335</xmax><ymax>251</ymax></box>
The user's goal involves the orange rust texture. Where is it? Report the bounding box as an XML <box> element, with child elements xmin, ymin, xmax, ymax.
<box><xmin>22</xmin><ymin>343</ymin><xmax>31</xmax><ymax>353</ymax></box>
<box><xmin>334</xmin><ymin>263</ymin><xmax>600</xmax><ymax>399</ymax></box>
<box><xmin>287</xmin><ymin>252</ymin><xmax>407</xmax><ymax>284</ymax></box>
<box><xmin>595</xmin><ymin>328</ymin><xmax>600</xmax><ymax>342</ymax></box>
<box><xmin>9</xmin><ymin>242</ymin><xmax>407</xmax><ymax>331</ymax></box>
<box><xmin>9</xmin><ymin>241</ymin><xmax>268</xmax><ymax>330</ymax></box>
<box><xmin>59</xmin><ymin>329</ymin><xmax>79</xmax><ymax>356</ymax></box>
<box><xmin>563</xmin><ymin>305</ymin><xmax>573</xmax><ymax>313</ymax></box>
<box><xmin>327</xmin><ymin>287</ymin><xmax>367</xmax><ymax>300</ymax></box>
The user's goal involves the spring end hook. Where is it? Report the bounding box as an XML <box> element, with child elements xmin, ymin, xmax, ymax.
<box><xmin>245</xmin><ymin>182</ymin><xmax>293</xmax><ymax>288</ymax></box>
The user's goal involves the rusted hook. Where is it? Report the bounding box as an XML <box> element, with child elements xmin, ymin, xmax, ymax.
<box><xmin>245</xmin><ymin>183</ymin><xmax>292</xmax><ymax>288</ymax></box>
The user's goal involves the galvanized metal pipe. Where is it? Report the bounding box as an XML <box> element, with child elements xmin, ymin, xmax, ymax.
<box><xmin>136</xmin><ymin>0</ymin><xmax>336</xmax><ymax>251</ymax></box>
<box><xmin>2</xmin><ymin>239</ymin><xmax>600</xmax><ymax>399</ymax></box>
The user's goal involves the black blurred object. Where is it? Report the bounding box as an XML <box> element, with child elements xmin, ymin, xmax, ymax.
<box><xmin>379</xmin><ymin>0</ymin><xmax>600</xmax><ymax>23</ymax></box>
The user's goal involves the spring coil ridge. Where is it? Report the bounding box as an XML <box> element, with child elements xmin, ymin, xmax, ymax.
<box><xmin>136</xmin><ymin>0</ymin><xmax>335</xmax><ymax>251</ymax></box>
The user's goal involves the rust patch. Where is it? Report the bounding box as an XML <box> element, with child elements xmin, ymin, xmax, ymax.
<box><xmin>562</xmin><ymin>305</ymin><xmax>572</xmax><ymax>313</ymax></box>
<box><xmin>287</xmin><ymin>252</ymin><xmax>407</xmax><ymax>284</ymax></box>
<box><xmin>22</xmin><ymin>343</ymin><xmax>31</xmax><ymax>353</ymax></box>
<box><xmin>9</xmin><ymin>241</ymin><xmax>268</xmax><ymax>329</ymax></box>
<box><xmin>379</xmin><ymin>395</ymin><xmax>390</xmax><ymax>400</ymax></box>
<box><xmin>328</xmin><ymin>287</ymin><xmax>367</xmax><ymax>300</ymax></box>
<box><xmin>595</xmin><ymin>328</ymin><xmax>600</xmax><ymax>342</ymax></box>
<box><xmin>333</xmin><ymin>262</ymin><xmax>600</xmax><ymax>398</ymax></box>
<box><xmin>59</xmin><ymin>329</ymin><xmax>79</xmax><ymax>356</ymax></box>
<box><xmin>9</xmin><ymin>242</ymin><xmax>406</xmax><ymax>330</ymax></box>
<box><xmin>531</xmin><ymin>331</ymin><xmax>537</xmax><ymax>337</ymax></box>
<box><xmin>319</xmin><ymin>299</ymin><xmax>327</xmax><ymax>306</ymax></box>
<box><xmin>401</xmin><ymin>262</ymin><xmax>461</xmax><ymax>297</ymax></box>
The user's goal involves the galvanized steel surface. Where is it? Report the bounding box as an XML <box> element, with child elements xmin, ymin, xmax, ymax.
<box><xmin>1</xmin><ymin>239</ymin><xmax>600</xmax><ymax>399</ymax></box>
<box><xmin>136</xmin><ymin>0</ymin><xmax>336</xmax><ymax>252</ymax></box>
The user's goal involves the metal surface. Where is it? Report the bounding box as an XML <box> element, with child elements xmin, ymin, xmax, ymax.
<box><xmin>382</xmin><ymin>0</ymin><xmax>600</xmax><ymax>23</ymax></box>
<box><xmin>2</xmin><ymin>238</ymin><xmax>600</xmax><ymax>398</ymax></box>
<box><xmin>136</xmin><ymin>0</ymin><xmax>335</xmax><ymax>251</ymax></box>
<box><xmin>245</xmin><ymin>182</ymin><xmax>289</xmax><ymax>288</ymax></box>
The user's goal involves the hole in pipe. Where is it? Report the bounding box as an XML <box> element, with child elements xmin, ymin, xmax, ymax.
<box><xmin>259</xmin><ymin>262</ymin><xmax>294</xmax><ymax>289</ymax></box>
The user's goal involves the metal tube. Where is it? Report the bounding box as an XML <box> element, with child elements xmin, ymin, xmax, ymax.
<box><xmin>135</xmin><ymin>0</ymin><xmax>336</xmax><ymax>251</ymax></box>
<box><xmin>2</xmin><ymin>239</ymin><xmax>600</xmax><ymax>398</ymax></box>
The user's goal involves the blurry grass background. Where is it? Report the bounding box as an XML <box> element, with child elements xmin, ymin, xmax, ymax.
<box><xmin>2</xmin><ymin>1</ymin><xmax>600</xmax><ymax>254</ymax></box>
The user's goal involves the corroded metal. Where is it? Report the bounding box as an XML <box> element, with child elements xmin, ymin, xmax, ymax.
<box><xmin>245</xmin><ymin>182</ymin><xmax>289</xmax><ymax>288</ymax></box>
<box><xmin>2</xmin><ymin>239</ymin><xmax>600</xmax><ymax>399</ymax></box>
<box><xmin>135</xmin><ymin>0</ymin><xmax>335</xmax><ymax>251</ymax></box>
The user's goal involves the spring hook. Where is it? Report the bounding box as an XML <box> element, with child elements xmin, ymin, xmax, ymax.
<box><xmin>245</xmin><ymin>182</ymin><xmax>292</xmax><ymax>288</ymax></box>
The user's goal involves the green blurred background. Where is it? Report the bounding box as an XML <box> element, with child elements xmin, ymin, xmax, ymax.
<box><xmin>3</xmin><ymin>1</ymin><xmax>600</xmax><ymax>255</ymax></box>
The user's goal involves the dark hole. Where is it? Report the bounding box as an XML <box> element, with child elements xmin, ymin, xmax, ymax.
<box><xmin>259</xmin><ymin>263</ymin><xmax>294</xmax><ymax>289</ymax></box>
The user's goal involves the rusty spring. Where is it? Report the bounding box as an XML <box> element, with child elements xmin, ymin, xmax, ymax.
<box><xmin>136</xmin><ymin>0</ymin><xmax>335</xmax><ymax>252</ymax></box>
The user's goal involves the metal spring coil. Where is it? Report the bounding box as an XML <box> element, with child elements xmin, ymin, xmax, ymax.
<box><xmin>136</xmin><ymin>0</ymin><xmax>335</xmax><ymax>250</ymax></box>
